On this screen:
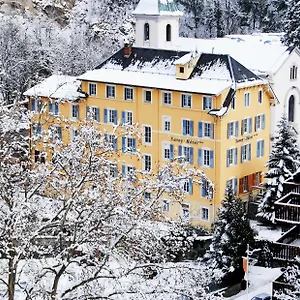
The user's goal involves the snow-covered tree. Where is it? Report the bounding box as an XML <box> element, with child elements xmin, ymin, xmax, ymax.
<box><xmin>282</xmin><ymin>0</ymin><xmax>300</xmax><ymax>48</ymax></box>
<box><xmin>257</xmin><ymin>116</ymin><xmax>300</xmax><ymax>221</ymax></box>
<box><xmin>206</xmin><ymin>186</ymin><xmax>256</xmax><ymax>285</ymax></box>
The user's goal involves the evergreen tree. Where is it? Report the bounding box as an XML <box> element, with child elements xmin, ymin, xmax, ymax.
<box><xmin>257</xmin><ymin>116</ymin><xmax>300</xmax><ymax>221</ymax></box>
<box><xmin>206</xmin><ymin>187</ymin><xmax>256</xmax><ymax>284</ymax></box>
<box><xmin>282</xmin><ymin>0</ymin><xmax>300</xmax><ymax>48</ymax></box>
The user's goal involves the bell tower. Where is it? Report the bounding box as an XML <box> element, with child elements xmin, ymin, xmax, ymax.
<box><xmin>132</xmin><ymin>0</ymin><xmax>183</xmax><ymax>49</ymax></box>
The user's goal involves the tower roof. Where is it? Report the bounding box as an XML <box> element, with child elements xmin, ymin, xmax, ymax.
<box><xmin>133</xmin><ymin>0</ymin><xmax>183</xmax><ymax>16</ymax></box>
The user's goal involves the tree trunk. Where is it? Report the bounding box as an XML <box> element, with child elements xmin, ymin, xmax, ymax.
<box><xmin>51</xmin><ymin>265</ymin><xmax>67</xmax><ymax>300</ymax></box>
<box><xmin>8</xmin><ymin>254</ymin><xmax>16</xmax><ymax>300</ymax></box>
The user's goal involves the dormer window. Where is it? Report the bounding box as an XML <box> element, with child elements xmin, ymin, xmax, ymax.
<box><xmin>166</xmin><ymin>24</ymin><xmax>171</xmax><ymax>42</ymax></box>
<box><xmin>290</xmin><ymin>65</ymin><xmax>297</xmax><ymax>80</ymax></box>
<box><xmin>144</xmin><ymin>23</ymin><xmax>150</xmax><ymax>41</ymax></box>
<box><xmin>179</xmin><ymin>66</ymin><xmax>184</xmax><ymax>73</ymax></box>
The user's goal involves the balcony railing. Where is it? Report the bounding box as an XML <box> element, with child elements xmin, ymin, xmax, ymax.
<box><xmin>272</xmin><ymin>242</ymin><xmax>300</xmax><ymax>261</ymax></box>
<box><xmin>275</xmin><ymin>203</ymin><xmax>300</xmax><ymax>224</ymax></box>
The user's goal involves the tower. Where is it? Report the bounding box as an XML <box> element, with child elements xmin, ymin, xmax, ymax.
<box><xmin>132</xmin><ymin>0</ymin><xmax>183</xmax><ymax>50</ymax></box>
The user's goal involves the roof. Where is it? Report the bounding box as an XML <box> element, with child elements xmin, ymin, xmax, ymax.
<box><xmin>133</xmin><ymin>0</ymin><xmax>183</xmax><ymax>16</ymax></box>
<box><xmin>79</xmin><ymin>47</ymin><xmax>264</xmax><ymax>96</ymax></box>
<box><xmin>23</xmin><ymin>75</ymin><xmax>87</xmax><ymax>101</ymax></box>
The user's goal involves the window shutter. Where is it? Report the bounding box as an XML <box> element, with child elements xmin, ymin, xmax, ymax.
<box><xmin>189</xmin><ymin>147</ymin><xmax>194</xmax><ymax>164</ymax></box>
<box><xmin>241</xmin><ymin>145</ymin><xmax>244</xmax><ymax>163</ymax></box>
<box><xmin>31</xmin><ymin>99</ymin><xmax>36</xmax><ymax>111</ymax></box>
<box><xmin>37</xmin><ymin>100</ymin><xmax>42</xmax><ymax>112</ymax></box>
<box><xmin>106</xmin><ymin>86</ymin><xmax>109</xmax><ymax>98</ymax></box>
<box><xmin>234</xmin><ymin>178</ymin><xmax>238</xmax><ymax>195</ymax></box>
<box><xmin>122</xmin><ymin>137</ymin><xmax>126</xmax><ymax>152</ymax></box>
<box><xmin>114</xmin><ymin>167</ymin><xmax>118</xmax><ymax>178</ymax></box>
<box><xmin>234</xmin><ymin>148</ymin><xmax>238</xmax><ymax>165</ymax></box>
<box><xmin>190</xmin><ymin>121</ymin><xmax>194</xmax><ymax>136</ymax></box>
<box><xmin>249</xmin><ymin>118</ymin><xmax>252</xmax><ymax>133</ymax></box>
<box><xmin>104</xmin><ymin>134</ymin><xmax>108</xmax><ymax>141</ymax></box>
<box><xmin>170</xmin><ymin>144</ymin><xmax>174</xmax><ymax>160</ymax></box>
<box><xmin>104</xmin><ymin>109</ymin><xmax>108</xmax><ymax>123</ymax></box>
<box><xmin>182</xmin><ymin>120</ymin><xmax>187</xmax><ymax>135</ymax></box>
<box><xmin>198</xmin><ymin>122</ymin><xmax>203</xmax><ymax>138</ymax></box>
<box><xmin>227</xmin><ymin>123</ymin><xmax>230</xmax><ymax>138</ymax></box>
<box><xmin>122</xmin><ymin>165</ymin><xmax>126</xmax><ymax>177</ymax></box>
<box><xmin>48</xmin><ymin>101</ymin><xmax>52</xmax><ymax>113</ymax></box>
<box><xmin>178</xmin><ymin>145</ymin><xmax>182</xmax><ymax>161</ymax></box>
<box><xmin>261</xmin><ymin>140</ymin><xmax>265</xmax><ymax>156</ymax></box>
<box><xmin>262</xmin><ymin>114</ymin><xmax>265</xmax><ymax>129</ymax></box>
<box><xmin>114</xmin><ymin>110</ymin><xmax>118</xmax><ymax>125</ymax></box>
<box><xmin>248</xmin><ymin>144</ymin><xmax>252</xmax><ymax>160</ymax></box>
<box><xmin>257</xmin><ymin>141</ymin><xmax>260</xmax><ymax>158</ymax></box>
<box><xmin>55</xmin><ymin>102</ymin><xmax>59</xmax><ymax>115</ymax></box>
<box><xmin>58</xmin><ymin>127</ymin><xmax>62</xmax><ymax>140</ymax></box>
<box><xmin>241</xmin><ymin>120</ymin><xmax>244</xmax><ymax>135</ymax></box>
<box><xmin>201</xmin><ymin>179</ymin><xmax>206</xmax><ymax>197</ymax></box>
<box><xmin>86</xmin><ymin>106</ymin><xmax>90</xmax><ymax>119</ymax></box>
<box><xmin>198</xmin><ymin>149</ymin><xmax>202</xmax><ymax>166</ymax></box>
<box><xmin>96</xmin><ymin>108</ymin><xmax>100</xmax><ymax>122</ymax></box>
<box><xmin>37</xmin><ymin>123</ymin><xmax>42</xmax><ymax>135</ymax></box>
<box><xmin>227</xmin><ymin>150</ymin><xmax>230</xmax><ymax>167</ymax></box>
<box><xmin>255</xmin><ymin>116</ymin><xmax>258</xmax><ymax>131</ymax></box>
<box><xmin>188</xmin><ymin>178</ymin><xmax>193</xmax><ymax>194</ymax></box>
<box><xmin>122</xmin><ymin>111</ymin><xmax>125</xmax><ymax>124</ymax></box>
<box><xmin>239</xmin><ymin>178</ymin><xmax>243</xmax><ymax>194</ymax></box>
<box><xmin>75</xmin><ymin>105</ymin><xmax>79</xmax><ymax>118</ymax></box>
<box><xmin>235</xmin><ymin>121</ymin><xmax>239</xmax><ymax>137</ymax></box>
<box><xmin>132</xmin><ymin>138</ymin><xmax>136</xmax><ymax>152</ymax></box>
<box><xmin>210</xmin><ymin>123</ymin><xmax>214</xmax><ymax>139</ymax></box>
<box><xmin>210</xmin><ymin>150</ymin><xmax>214</xmax><ymax>168</ymax></box>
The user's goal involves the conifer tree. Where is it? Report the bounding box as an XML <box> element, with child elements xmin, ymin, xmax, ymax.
<box><xmin>282</xmin><ymin>0</ymin><xmax>300</xmax><ymax>48</ymax></box>
<box><xmin>206</xmin><ymin>187</ymin><xmax>256</xmax><ymax>284</ymax></box>
<box><xmin>257</xmin><ymin>116</ymin><xmax>300</xmax><ymax>221</ymax></box>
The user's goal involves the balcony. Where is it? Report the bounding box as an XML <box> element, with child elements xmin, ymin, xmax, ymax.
<box><xmin>274</xmin><ymin>193</ymin><xmax>300</xmax><ymax>224</ymax></box>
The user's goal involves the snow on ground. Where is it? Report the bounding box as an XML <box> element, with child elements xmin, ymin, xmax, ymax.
<box><xmin>228</xmin><ymin>266</ymin><xmax>282</xmax><ymax>300</ymax></box>
<box><xmin>250</xmin><ymin>220</ymin><xmax>283</xmax><ymax>242</ymax></box>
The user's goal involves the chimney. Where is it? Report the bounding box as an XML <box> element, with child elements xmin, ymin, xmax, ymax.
<box><xmin>124</xmin><ymin>42</ymin><xmax>132</xmax><ymax>58</ymax></box>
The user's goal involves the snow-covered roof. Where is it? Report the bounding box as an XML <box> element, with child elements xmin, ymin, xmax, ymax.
<box><xmin>23</xmin><ymin>75</ymin><xmax>87</xmax><ymax>101</ymax></box>
<box><xmin>178</xmin><ymin>36</ymin><xmax>289</xmax><ymax>76</ymax></box>
<box><xmin>133</xmin><ymin>0</ymin><xmax>183</xmax><ymax>16</ymax></box>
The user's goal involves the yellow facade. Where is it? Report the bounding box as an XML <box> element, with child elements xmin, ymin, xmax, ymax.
<box><xmin>29</xmin><ymin>80</ymin><xmax>271</xmax><ymax>227</ymax></box>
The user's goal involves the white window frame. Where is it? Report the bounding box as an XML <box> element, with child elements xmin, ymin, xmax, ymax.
<box><xmin>162</xmin><ymin>91</ymin><xmax>172</xmax><ymax>106</ymax></box>
<box><xmin>241</xmin><ymin>144</ymin><xmax>251</xmax><ymax>162</ymax></box>
<box><xmin>203</xmin><ymin>149</ymin><xmax>210</xmax><ymax>167</ymax></box>
<box><xmin>107</xmin><ymin>108</ymin><xmax>116</xmax><ymax>124</ymax></box>
<box><xmin>106</xmin><ymin>85</ymin><xmax>116</xmax><ymax>99</ymax></box>
<box><xmin>183</xmin><ymin>119</ymin><xmax>193</xmax><ymax>136</ymax></box>
<box><xmin>242</xmin><ymin>118</ymin><xmax>251</xmax><ymax>135</ymax></box>
<box><xmin>144</xmin><ymin>89</ymin><xmax>152</xmax><ymax>103</ymax></box>
<box><xmin>162</xmin><ymin>116</ymin><xmax>171</xmax><ymax>132</ymax></box>
<box><xmin>231</xmin><ymin>96</ymin><xmax>236</xmax><ymax>110</ymax></box>
<box><xmin>256</xmin><ymin>114</ymin><xmax>264</xmax><ymax>131</ymax></box>
<box><xmin>203</xmin><ymin>122</ymin><xmax>211</xmax><ymax>138</ymax></box>
<box><xmin>228</xmin><ymin>148</ymin><xmax>234</xmax><ymax>166</ymax></box>
<box><xmin>226</xmin><ymin>178</ymin><xmax>238</xmax><ymax>195</ymax></box>
<box><xmin>71</xmin><ymin>104</ymin><xmax>79</xmax><ymax>120</ymax></box>
<box><xmin>143</xmin><ymin>154</ymin><xmax>152</xmax><ymax>171</ymax></box>
<box><xmin>71</xmin><ymin>127</ymin><xmax>78</xmax><ymax>141</ymax></box>
<box><xmin>228</xmin><ymin>121</ymin><xmax>234</xmax><ymax>137</ymax></box>
<box><xmin>258</xmin><ymin>89</ymin><xmax>263</xmax><ymax>104</ymax></box>
<box><xmin>124</xmin><ymin>87</ymin><xmax>133</xmax><ymax>101</ymax></box>
<box><xmin>163</xmin><ymin>142</ymin><xmax>171</xmax><ymax>161</ymax></box>
<box><xmin>181</xmin><ymin>94</ymin><xmax>192</xmax><ymax>108</ymax></box>
<box><xmin>143</xmin><ymin>125</ymin><xmax>152</xmax><ymax>145</ymax></box>
<box><xmin>49</xmin><ymin>101</ymin><xmax>59</xmax><ymax>116</ymax></box>
<box><xmin>257</xmin><ymin>140</ymin><xmax>264</xmax><ymax>158</ymax></box>
<box><xmin>181</xmin><ymin>203</ymin><xmax>190</xmax><ymax>221</ymax></box>
<box><xmin>201</xmin><ymin>207</ymin><xmax>209</xmax><ymax>221</ymax></box>
<box><xmin>290</xmin><ymin>65</ymin><xmax>298</xmax><ymax>80</ymax></box>
<box><xmin>87</xmin><ymin>106</ymin><xmax>100</xmax><ymax>122</ymax></box>
<box><xmin>203</xmin><ymin>96</ymin><xmax>212</xmax><ymax>111</ymax></box>
<box><xmin>89</xmin><ymin>82</ymin><xmax>97</xmax><ymax>96</ymax></box>
<box><xmin>244</xmin><ymin>92</ymin><xmax>250</xmax><ymax>107</ymax></box>
<box><xmin>109</xmin><ymin>163</ymin><xmax>117</xmax><ymax>178</ymax></box>
<box><xmin>124</xmin><ymin>111</ymin><xmax>133</xmax><ymax>125</ymax></box>
<box><xmin>162</xmin><ymin>199</ymin><xmax>170</xmax><ymax>212</ymax></box>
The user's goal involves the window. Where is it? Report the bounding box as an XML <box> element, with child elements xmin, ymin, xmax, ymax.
<box><xmin>162</xmin><ymin>200</ymin><xmax>170</xmax><ymax>212</ymax></box>
<box><xmin>242</xmin><ymin>176</ymin><xmax>248</xmax><ymax>192</ymax></box>
<box><xmin>71</xmin><ymin>128</ymin><xmax>78</xmax><ymax>141</ymax></box>
<box><xmin>104</xmin><ymin>109</ymin><xmax>117</xmax><ymax>124</ymax></box>
<box><xmin>49</xmin><ymin>101</ymin><xmax>59</xmax><ymax>116</ymax></box>
<box><xmin>71</xmin><ymin>104</ymin><xmax>79</xmax><ymax>119</ymax></box>
<box><xmin>50</xmin><ymin>126</ymin><xmax>62</xmax><ymax>141</ymax></box>
<box><xmin>179</xmin><ymin>67</ymin><xmax>184</xmax><ymax>73</ymax></box>
<box><xmin>124</xmin><ymin>87</ymin><xmax>133</xmax><ymax>101</ymax></box>
<box><xmin>290</xmin><ymin>65</ymin><xmax>298</xmax><ymax>80</ymax></box>
<box><xmin>144</xmin><ymin>192</ymin><xmax>151</xmax><ymax>201</ymax></box>
<box><xmin>226</xmin><ymin>178</ymin><xmax>238</xmax><ymax>195</ymax></box>
<box><xmin>34</xmin><ymin>150</ymin><xmax>46</xmax><ymax>164</ymax></box>
<box><xmin>162</xmin><ymin>92</ymin><xmax>172</xmax><ymax>105</ymax></box>
<box><xmin>122</xmin><ymin>137</ymin><xmax>136</xmax><ymax>153</ymax></box>
<box><xmin>227</xmin><ymin>121</ymin><xmax>239</xmax><ymax>138</ymax></box>
<box><xmin>178</xmin><ymin>146</ymin><xmax>193</xmax><ymax>164</ymax></box>
<box><xmin>105</xmin><ymin>134</ymin><xmax>118</xmax><ymax>150</ymax></box>
<box><xmin>181</xmin><ymin>204</ymin><xmax>190</xmax><ymax>221</ymax></box>
<box><xmin>166</xmin><ymin>24</ymin><xmax>171</xmax><ymax>41</ymax></box>
<box><xmin>182</xmin><ymin>119</ymin><xmax>193</xmax><ymax>136</ymax></box>
<box><xmin>203</xmin><ymin>96</ymin><xmax>212</xmax><ymax>110</ymax></box>
<box><xmin>201</xmin><ymin>208</ymin><xmax>209</xmax><ymax>220</ymax></box>
<box><xmin>241</xmin><ymin>144</ymin><xmax>251</xmax><ymax>162</ymax></box>
<box><xmin>288</xmin><ymin>95</ymin><xmax>295</xmax><ymax>122</ymax></box>
<box><xmin>239</xmin><ymin>173</ymin><xmax>262</xmax><ymax>194</ymax></box>
<box><xmin>122</xmin><ymin>111</ymin><xmax>133</xmax><ymax>125</ymax></box>
<box><xmin>181</xmin><ymin>94</ymin><xmax>191</xmax><ymax>108</ymax></box>
<box><xmin>163</xmin><ymin>143</ymin><xmax>174</xmax><ymax>160</ymax></box>
<box><xmin>256</xmin><ymin>140</ymin><xmax>265</xmax><ymax>158</ymax></box>
<box><xmin>258</xmin><ymin>90</ymin><xmax>262</xmax><ymax>104</ymax></box>
<box><xmin>231</xmin><ymin>96</ymin><xmax>236</xmax><ymax>110</ymax></box>
<box><xmin>255</xmin><ymin>114</ymin><xmax>265</xmax><ymax>131</ymax></box>
<box><xmin>32</xmin><ymin>122</ymin><xmax>42</xmax><ymax>136</ymax></box>
<box><xmin>144</xmin><ymin>23</ymin><xmax>150</xmax><ymax>41</ymax></box>
<box><xmin>254</xmin><ymin>172</ymin><xmax>262</xmax><ymax>186</ymax></box>
<box><xmin>31</xmin><ymin>99</ymin><xmax>43</xmax><ymax>113</ymax></box>
<box><xmin>89</xmin><ymin>83</ymin><xmax>97</xmax><ymax>96</ymax></box>
<box><xmin>109</xmin><ymin>163</ymin><xmax>118</xmax><ymax>178</ymax></box>
<box><xmin>163</xmin><ymin>116</ymin><xmax>171</xmax><ymax>132</ymax></box>
<box><xmin>201</xmin><ymin>179</ymin><xmax>211</xmax><ymax>198</ymax></box>
<box><xmin>144</xmin><ymin>90</ymin><xmax>152</xmax><ymax>103</ymax></box>
<box><xmin>182</xmin><ymin>179</ymin><xmax>193</xmax><ymax>194</ymax></box>
<box><xmin>86</xmin><ymin>106</ymin><xmax>100</xmax><ymax>122</ymax></box>
<box><xmin>244</xmin><ymin>92</ymin><xmax>250</xmax><ymax>107</ymax></box>
<box><xmin>198</xmin><ymin>122</ymin><xmax>214</xmax><ymax>139</ymax></box>
<box><xmin>143</xmin><ymin>154</ymin><xmax>152</xmax><ymax>171</ymax></box>
<box><xmin>122</xmin><ymin>165</ymin><xmax>136</xmax><ymax>180</ymax></box>
<box><xmin>227</xmin><ymin>148</ymin><xmax>238</xmax><ymax>166</ymax></box>
<box><xmin>241</xmin><ymin>118</ymin><xmax>252</xmax><ymax>135</ymax></box>
<box><xmin>143</xmin><ymin>126</ymin><xmax>152</xmax><ymax>144</ymax></box>
<box><xmin>106</xmin><ymin>85</ymin><xmax>115</xmax><ymax>99</ymax></box>
<box><xmin>198</xmin><ymin>149</ymin><xmax>214</xmax><ymax>168</ymax></box>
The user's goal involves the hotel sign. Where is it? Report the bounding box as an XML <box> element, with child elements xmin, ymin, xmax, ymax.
<box><xmin>170</xmin><ymin>137</ymin><xmax>203</xmax><ymax>145</ymax></box>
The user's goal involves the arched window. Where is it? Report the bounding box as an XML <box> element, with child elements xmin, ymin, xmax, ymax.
<box><xmin>144</xmin><ymin>23</ymin><xmax>150</xmax><ymax>41</ymax></box>
<box><xmin>166</xmin><ymin>24</ymin><xmax>171</xmax><ymax>42</ymax></box>
<box><xmin>288</xmin><ymin>95</ymin><xmax>295</xmax><ymax>122</ymax></box>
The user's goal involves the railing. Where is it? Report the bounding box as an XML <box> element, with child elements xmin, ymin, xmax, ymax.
<box><xmin>272</xmin><ymin>242</ymin><xmax>300</xmax><ymax>261</ymax></box>
<box><xmin>274</xmin><ymin>204</ymin><xmax>300</xmax><ymax>223</ymax></box>
<box><xmin>282</xmin><ymin>184</ymin><xmax>300</xmax><ymax>196</ymax></box>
